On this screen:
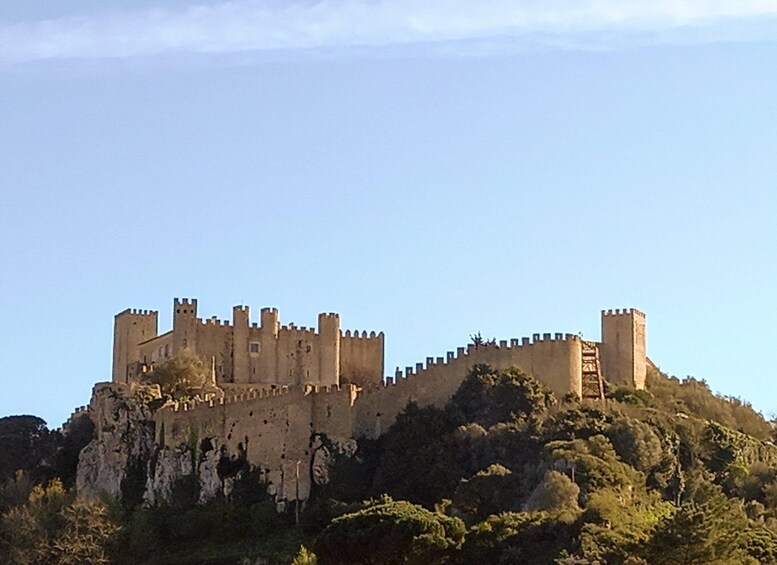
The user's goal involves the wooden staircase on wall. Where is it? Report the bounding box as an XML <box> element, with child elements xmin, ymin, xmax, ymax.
<box><xmin>581</xmin><ymin>341</ymin><xmax>605</xmax><ymax>401</ymax></box>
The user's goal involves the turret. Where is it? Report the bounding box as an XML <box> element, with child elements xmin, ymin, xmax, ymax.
<box><xmin>600</xmin><ymin>308</ymin><xmax>646</xmax><ymax>389</ymax></box>
<box><xmin>112</xmin><ymin>308</ymin><xmax>158</xmax><ymax>383</ymax></box>
<box><xmin>318</xmin><ymin>313</ymin><xmax>341</xmax><ymax>386</ymax></box>
<box><xmin>260</xmin><ymin>307</ymin><xmax>279</xmax><ymax>337</ymax></box>
<box><xmin>257</xmin><ymin>308</ymin><xmax>279</xmax><ymax>384</ymax></box>
<box><xmin>232</xmin><ymin>305</ymin><xmax>250</xmax><ymax>384</ymax></box>
<box><xmin>172</xmin><ymin>298</ymin><xmax>198</xmax><ymax>353</ymax></box>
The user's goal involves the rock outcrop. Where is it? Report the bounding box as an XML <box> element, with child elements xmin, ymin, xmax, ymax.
<box><xmin>77</xmin><ymin>382</ymin><xmax>350</xmax><ymax>507</ymax></box>
<box><xmin>76</xmin><ymin>383</ymin><xmax>158</xmax><ymax>500</ymax></box>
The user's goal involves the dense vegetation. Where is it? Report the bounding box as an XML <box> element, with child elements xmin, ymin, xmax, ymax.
<box><xmin>2</xmin><ymin>363</ymin><xmax>777</xmax><ymax>564</ymax></box>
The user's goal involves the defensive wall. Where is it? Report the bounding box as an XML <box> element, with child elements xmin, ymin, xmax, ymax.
<box><xmin>353</xmin><ymin>333</ymin><xmax>583</xmax><ymax>438</ymax></box>
<box><xmin>146</xmin><ymin>331</ymin><xmax>585</xmax><ymax>499</ymax></box>
<box><xmin>154</xmin><ymin>384</ymin><xmax>357</xmax><ymax>501</ymax></box>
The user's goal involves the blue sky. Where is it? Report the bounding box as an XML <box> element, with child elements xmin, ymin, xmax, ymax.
<box><xmin>2</xmin><ymin>1</ymin><xmax>777</xmax><ymax>427</ymax></box>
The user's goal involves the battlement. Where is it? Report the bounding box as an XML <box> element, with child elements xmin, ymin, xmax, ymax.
<box><xmin>202</xmin><ymin>316</ymin><xmax>231</xmax><ymax>327</ymax></box>
<box><xmin>159</xmin><ymin>385</ymin><xmax>294</xmax><ymax>414</ymax></box>
<box><xmin>261</xmin><ymin>307</ymin><xmax>279</xmax><ymax>314</ymax></box>
<box><xmin>384</xmin><ymin>331</ymin><xmax>581</xmax><ymax>385</ymax></box>
<box><xmin>174</xmin><ymin>298</ymin><xmax>198</xmax><ymax>319</ymax></box>
<box><xmin>304</xmin><ymin>384</ymin><xmax>343</xmax><ymax>394</ymax></box>
<box><xmin>117</xmin><ymin>308</ymin><xmax>158</xmax><ymax>317</ymax></box>
<box><xmin>60</xmin><ymin>405</ymin><xmax>90</xmax><ymax>430</ymax></box>
<box><xmin>342</xmin><ymin>329</ymin><xmax>383</xmax><ymax>339</ymax></box>
<box><xmin>602</xmin><ymin>308</ymin><xmax>645</xmax><ymax>318</ymax></box>
<box><xmin>158</xmin><ymin>382</ymin><xmax>354</xmax><ymax>416</ymax></box>
<box><xmin>280</xmin><ymin>323</ymin><xmax>317</xmax><ymax>335</ymax></box>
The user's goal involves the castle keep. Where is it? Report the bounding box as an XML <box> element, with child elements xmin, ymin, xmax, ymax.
<box><xmin>101</xmin><ymin>299</ymin><xmax>647</xmax><ymax>502</ymax></box>
<box><xmin>113</xmin><ymin>299</ymin><xmax>384</xmax><ymax>390</ymax></box>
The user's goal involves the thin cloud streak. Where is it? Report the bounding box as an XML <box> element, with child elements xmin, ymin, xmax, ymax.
<box><xmin>3</xmin><ymin>0</ymin><xmax>777</xmax><ymax>64</ymax></box>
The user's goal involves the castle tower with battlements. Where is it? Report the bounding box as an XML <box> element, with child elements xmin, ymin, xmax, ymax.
<box><xmin>112</xmin><ymin>298</ymin><xmax>385</xmax><ymax>389</ymax></box>
<box><xmin>600</xmin><ymin>308</ymin><xmax>647</xmax><ymax>389</ymax></box>
<box><xmin>112</xmin><ymin>309</ymin><xmax>159</xmax><ymax>384</ymax></box>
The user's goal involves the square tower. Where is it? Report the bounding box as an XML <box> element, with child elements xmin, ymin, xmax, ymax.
<box><xmin>112</xmin><ymin>309</ymin><xmax>158</xmax><ymax>383</ymax></box>
<box><xmin>600</xmin><ymin>308</ymin><xmax>646</xmax><ymax>390</ymax></box>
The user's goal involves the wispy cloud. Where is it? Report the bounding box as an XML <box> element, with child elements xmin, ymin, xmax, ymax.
<box><xmin>3</xmin><ymin>0</ymin><xmax>777</xmax><ymax>65</ymax></box>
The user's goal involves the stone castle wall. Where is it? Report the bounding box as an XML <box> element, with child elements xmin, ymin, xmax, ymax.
<box><xmin>154</xmin><ymin>385</ymin><xmax>356</xmax><ymax>501</ymax></box>
<box><xmin>145</xmin><ymin>332</ymin><xmax>584</xmax><ymax>499</ymax></box>
<box><xmin>340</xmin><ymin>330</ymin><xmax>385</xmax><ymax>388</ymax></box>
<box><xmin>353</xmin><ymin>333</ymin><xmax>583</xmax><ymax>439</ymax></box>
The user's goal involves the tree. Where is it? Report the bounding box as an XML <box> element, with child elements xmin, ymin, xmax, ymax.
<box><xmin>372</xmin><ymin>403</ymin><xmax>461</xmax><ymax>506</ymax></box>
<box><xmin>0</xmin><ymin>479</ymin><xmax>118</xmax><ymax>565</ymax></box>
<box><xmin>0</xmin><ymin>416</ymin><xmax>57</xmax><ymax>484</ymax></box>
<box><xmin>461</xmin><ymin>511</ymin><xmax>573</xmax><ymax>565</ymax></box>
<box><xmin>314</xmin><ymin>497</ymin><xmax>465</xmax><ymax>565</ymax></box>
<box><xmin>292</xmin><ymin>546</ymin><xmax>318</xmax><ymax>565</ymax></box>
<box><xmin>450</xmin><ymin>464</ymin><xmax>522</xmax><ymax>524</ymax></box>
<box><xmin>448</xmin><ymin>365</ymin><xmax>556</xmax><ymax>428</ymax></box>
<box><xmin>644</xmin><ymin>483</ymin><xmax>751</xmax><ymax>564</ymax></box>
<box><xmin>0</xmin><ymin>472</ymin><xmax>34</xmax><ymax>514</ymax></box>
<box><xmin>142</xmin><ymin>348</ymin><xmax>210</xmax><ymax>398</ymax></box>
<box><xmin>525</xmin><ymin>470</ymin><xmax>581</xmax><ymax>522</ymax></box>
<box><xmin>577</xmin><ymin>488</ymin><xmax>670</xmax><ymax>563</ymax></box>
<box><xmin>54</xmin><ymin>413</ymin><xmax>95</xmax><ymax>488</ymax></box>
<box><xmin>606</xmin><ymin>416</ymin><xmax>664</xmax><ymax>473</ymax></box>
<box><xmin>543</xmin><ymin>435</ymin><xmax>642</xmax><ymax>504</ymax></box>
<box><xmin>48</xmin><ymin>500</ymin><xmax>119</xmax><ymax>565</ymax></box>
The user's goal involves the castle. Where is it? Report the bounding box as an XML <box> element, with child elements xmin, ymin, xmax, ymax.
<box><xmin>104</xmin><ymin>298</ymin><xmax>647</xmax><ymax>502</ymax></box>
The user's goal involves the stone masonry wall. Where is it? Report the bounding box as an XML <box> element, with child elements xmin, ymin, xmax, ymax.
<box><xmin>352</xmin><ymin>333</ymin><xmax>583</xmax><ymax>439</ymax></box>
<box><xmin>340</xmin><ymin>330</ymin><xmax>385</xmax><ymax>389</ymax></box>
<box><xmin>154</xmin><ymin>385</ymin><xmax>355</xmax><ymax>501</ymax></box>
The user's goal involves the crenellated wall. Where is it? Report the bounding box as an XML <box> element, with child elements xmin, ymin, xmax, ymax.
<box><xmin>352</xmin><ymin>333</ymin><xmax>583</xmax><ymax>439</ymax></box>
<box><xmin>154</xmin><ymin>384</ymin><xmax>356</xmax><ymax>501</ymax></box>
<box><xmin>339</xmin><ymin>329</ymin><xmax>385</xmax><ymax>389</ymax></box>
<box><xmin>195</xmin><ymin>316</ymin><xmax>234</xmax><ymax>382</ymax></box>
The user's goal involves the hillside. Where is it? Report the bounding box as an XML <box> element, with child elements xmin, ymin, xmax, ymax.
<box><xmin>2</xmin><ymin>364</ymin><xmax>777</xmax><ymax>564</ymax></box>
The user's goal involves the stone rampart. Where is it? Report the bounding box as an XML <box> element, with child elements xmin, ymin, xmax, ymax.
<box><xmin>154</xmin><ymin>384</ymin><xmax>355</xmax><ymax>501</ymax></box>
<box><xmin>352</xmin><ymin>333</ymin><xmax>583</xmax><ymax>438</ymax></box>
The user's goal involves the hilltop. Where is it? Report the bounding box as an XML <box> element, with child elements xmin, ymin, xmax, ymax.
<box><xmin>2</xmin><ymin>359</ymin><xmax>777</xmax><ymax>564</ymax></box>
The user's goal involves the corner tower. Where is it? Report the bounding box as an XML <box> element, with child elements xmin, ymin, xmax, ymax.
<box><xmin>600</xmin><ymin>308</ymin><xmax>646</xmax><ymax>390</ymax></box>
<box><xmin>112</xmin><ymin>309</ymin><xmax>158</xmax><ymax>383</ymax></box>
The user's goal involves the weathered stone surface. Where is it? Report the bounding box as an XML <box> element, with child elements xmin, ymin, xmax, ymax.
<box><xmin>143</xmin><ymin>446</ymin><xmax>193</xmax><ymax>506</ymax></box>
<box><xmin>198</xmin><ymin>446</ymin><xmax>223</xmax><ymax>503</ymax></box>
<box><xmin>311</xmin><ymin>434</ymin><xmax>357</xmax><ymax>487</ymax></box>
<box><xmin>76</xmin><ymin>383</ymin><xmax>158</xmax><ymax>500</ymax></box>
